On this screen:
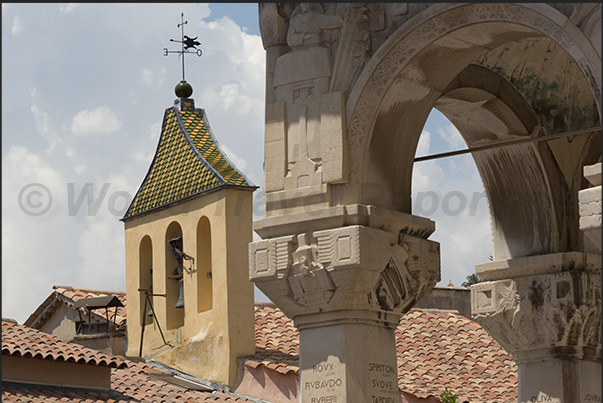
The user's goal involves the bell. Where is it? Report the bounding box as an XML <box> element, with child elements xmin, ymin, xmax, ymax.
<box><xmin>147</xmin><ymin>307</ymin><xmax>154</xmax><ymax>317</ymax></box>
<box><xmin>175</xmin><ymin>278</ymin><xmax>185</xmax><ymax>309</ymax></box>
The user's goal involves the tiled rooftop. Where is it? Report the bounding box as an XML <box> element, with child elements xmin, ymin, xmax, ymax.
<box><xmin>124</xmin><ymin>99</ymin><xmax>251</xmax><ymax>219</ymax></box>
<box><xmin>24</xmin><ymin>286</ymin><xmax>127</xmax><ymax>328</ymax></box>
<box><xmin>2</xmin><ymin>320</ymin><xmax>252</xmax><ymax>403</ymax></box>
<box><xmin>395</xmin><ymin>309</ymin><xmax>517</xmax><ymax>402</ymax></box>
<box><xmin>252</xmin><ymin>303</ymin><xmax>299</xmax><ymax>375</ymax></box>
<box><xmin>16</xmin><ymin>290</ymin><xmax>518</xmax><ymax>403</ymax></box>
<box><xmin>2</xmin><ymin>320</ymin><xmax>127</xmax><ymax>369</ymax></box>
<box><xmin>252</xmin><ymin>303</ymin><xmax>518</xmax><ymax>403</ymax></box>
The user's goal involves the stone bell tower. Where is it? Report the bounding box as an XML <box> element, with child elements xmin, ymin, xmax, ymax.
<box><xmin>121</xmin><ymin>75</ymin><xmax>257</xmax><ymax>386</ymax></box>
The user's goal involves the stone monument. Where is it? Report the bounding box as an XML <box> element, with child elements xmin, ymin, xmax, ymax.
<box><xmin>254</xmin><ymin>3</ymin><xmax>601</xmax><ymax>402</ymax></box>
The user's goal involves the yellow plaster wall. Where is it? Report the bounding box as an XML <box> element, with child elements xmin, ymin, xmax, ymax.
<box><xmin>124</xmin><ymin>187</ymin><xmax>255</xmax><ymax>386</ymax></box>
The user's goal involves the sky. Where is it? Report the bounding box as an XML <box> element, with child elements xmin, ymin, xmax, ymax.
<box><xmin>2</xmin><ymin>3</ymin><xmax>492</xmax><ymax>324</ymax></box>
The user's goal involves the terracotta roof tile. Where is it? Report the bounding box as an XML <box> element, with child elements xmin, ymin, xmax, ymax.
<box><xmin>252</xmin><ymin>303</ymin><xmax>300</xmax><ymax>375</ymax></box>
<box><xmin>253</xmin><ymin>304</ymin><xmax>518</xmax><ymax>402</ymax></box>
<box><xmin>19</xmin><ymin>290</ymin><xmax>517</xmax><ymax>402</ymax></box>
<box><xmin>2</xmin><ymin>320</ymin><xmax>127</xmax><ymax>369</ymax></box>
<box><xmin>24</xmin><ymin>286</ymin><xmax>127</xmax><ymax>329</ymax></box>
<box><xmin>2</xmin><ymin>321</ymin><xmax>253</xmax><ymax>402</ymax></box>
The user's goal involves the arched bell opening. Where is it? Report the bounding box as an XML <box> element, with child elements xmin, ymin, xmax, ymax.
<box><xmin>197</xmin><ymin>216</ymin><xmax>213</xmax><ymax>313</ymax></box>
<box><xmin>139</xmin><ymin>235</ymin><xmax>153</xmax><ymax>325</ymax></box>
<box><xmin>165</xmin><ymin>221</ymin><xmax>184</xmax><ymax>330</ymax></box>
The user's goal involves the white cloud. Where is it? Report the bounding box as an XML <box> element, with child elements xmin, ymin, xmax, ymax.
<box><xmin>59</xmin><ymin>3</ymin><xmax>77</xmax><ymax>13</ymax></box>
<box><xmin>2</xmin><ymin>146</ymin><xmax>65</xmax><ymax>213</ymax></box>
<box><xmin>141</xmin><ymin>68</ymin><xmax>165</xmax><ymax>88</ymax></box>
<box><xmin>220</xmin><ymin>144</ymin><xmax>247</xmax><ymax>171</ymax></box>
<box><xmin>219</xmin><ymin>82</ymin><xmax>253</xmax><ymax>115</ymax></box>
<box><xmin>30</xmin><ymin>88</ymin><xmax>61</xmax><ymax>153</ymax></box>
<box><xmin>76</xmin><ymin>215</ymin><xmax>126</xmax><ymax>289</ymax></box>
<box><xmin>196</xmin><ymin>15</ymin><xmax>265</xmax><ymax>99</ymax></box>
<box><xmin>71</xmin><ymin>106</ymin><xmax>123</xmax><ymax>137</ymax></box>
<box><xmin>240</xmin><ymin>31</ymin><xmax>265</xmax><ymax>67</ymax></box>
<box><xmin>142</xmin><ymin>69</ymin><xmax>153</xmax><ymax>85</ymax></box>
<box><xmin>134</xmin><ymin>122</ymin><xmax>161</xmax><ymax>163</ymax></box>
<box><xmin>65</xmin><ymin>147</ymin><xmax>88</xmax><ymax>175</ymax></box>
<box><xmin>11</xmin><ymin>15</ymin><xmax>23</xmax><ymax>35</ymax></box>
<box><xmin>416</xmin><ymin>129</ymin><xmax>431</xmax><ymax>156</ymax></box>
<box><xmin>2</xmin><ymin>146</ymin><xmax>70</xmax><ymax>323</ymax></box>
<box><xmin>1</xmin><ymin>145</ymin><xmax>138</xmax><ymax>323</ymax></box>
<box><xmin>412</xmin><ymin>130</ymin><xmax>445</xmax><ymax>194</ymax></box>
<box><xmin>73</xmin><ymin>164</ymin><xmax>87</xmax><ymax>175</ymax></box>
<box><xmin>202</xmin><ymin>17</ymin><xmax>263</xmax><ymax>67</ymax></box>
<box><xmin>75</xmin><ymin>173</ymin><xmax>134</xmax><ymax>289</ymax></box>
<box><xmin>437</xmin><ymin>123</ymin><xmax>466</xmax><ymax>150</ymax></box>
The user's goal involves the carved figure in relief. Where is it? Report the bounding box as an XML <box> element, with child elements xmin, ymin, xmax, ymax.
<box><xmin>299</xmin><ymin>256</ymin><xmax>321</xmax><ymax>292</ymax></box>
<box><xmin>368</xmin><ymin>243</ymin><xmax>412</xmax><ymax>312</ymax></box>
<box><xmin>288</xmin><ymin>233</ymin><xmax>335</xmax><ymax>307</ymax></box>
<box><xmin>287</xmin><ymin>3</ymin><xmax>345</xmax><ymax>50</ymax></box>
<box><xmin>486</xmin><ymin>280</ymin><xmax>520</xmax><ymax>324</ymax></box>
<box><xmin>485</xmin><ymin>279</ymin><xmax>542</xmax><ymax>345</ymax></box>
<box><xmin>347</xmin><ymin>5</ymin><xmax>371</xmax><ymax>69</ymax></box>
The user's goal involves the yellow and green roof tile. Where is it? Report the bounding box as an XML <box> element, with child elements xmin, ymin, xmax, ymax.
<box><xmin>123</xmin><ymin>99</ymin><xmax>252</xmax><ymax>219</ymax></box>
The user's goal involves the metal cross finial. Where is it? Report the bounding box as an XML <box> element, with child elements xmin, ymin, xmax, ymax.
<box><xmin>163</xmin><ymin>12</ymin><xmax>202</xmax><ymax>82</ymax></box>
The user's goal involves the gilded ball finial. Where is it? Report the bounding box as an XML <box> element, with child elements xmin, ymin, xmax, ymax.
<box><xmin>175</xmin><ymin>80</ymin><xmax>193</xmax><ymax>98</ymax></box>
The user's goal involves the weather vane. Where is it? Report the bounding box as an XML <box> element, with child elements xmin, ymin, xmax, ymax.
<box><xmin>163</xmin><ymin>13</ymin><xmax>202</xmax><ymax>84</ymax></box>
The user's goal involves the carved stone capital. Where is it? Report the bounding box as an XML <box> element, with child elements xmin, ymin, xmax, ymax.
<box><xmin>250</xmin><ymin>223</ymin><xmax>440</xmax><ymax>323</ymax></box>
<box><xmin>471</xmin><ymin>254</ymin><xmax>601</xmax><ymax>361</ymax></box>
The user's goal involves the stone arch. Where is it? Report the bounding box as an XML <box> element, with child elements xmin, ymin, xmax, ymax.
<box><xmin>253</xmin><ymin>5</ymin><xmax>602</xmax><ymax>401</ymax></box>
<box><xmin>196</xmin><ymin>216</ymin><xmax>212</xmax><ymax>313</ymax></box>
<box><xmin>165</xmin><ymin>221</ymin><xmax>184</xmax><ymax>330</ymax></box>
<box><xmin>342</xmin><ymin>2</ymin><xmax>601</xmax><ymax>259</ymax></box>
<box><xmin>139</xmin><ymin>235</ymin><xmax>153</xmax><ymax>325</ymax></box>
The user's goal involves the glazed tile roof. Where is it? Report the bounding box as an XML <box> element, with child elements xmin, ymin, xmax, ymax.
<box><xmin>2</xmin><ymin>320</ymin><xmax>127</xmax><ymax>368</ymax></box>
<box><xmin>124</xmin><ymin>99</ymin><xmax>251</xmax><ymax>219</ymax></box>
<box><xmin>251</xmin><ymin>304</ymin><xmax>518</xmax><ymax>403</ymax></box>
<box><xmin>24</xmin><ymin>285</ymin><xmax>127</xmax><ymax>329</ymax></box>
<box><xmin>2</xmin><ymin>320</ymin><xmax>253</xmax><ymax>403</ymax></box>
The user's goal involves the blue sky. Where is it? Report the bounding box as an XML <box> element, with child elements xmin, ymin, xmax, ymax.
<box><xmin>2</xmin><ymin>3</ymin><xmax>491</xmax><ymax>324</ymax></box>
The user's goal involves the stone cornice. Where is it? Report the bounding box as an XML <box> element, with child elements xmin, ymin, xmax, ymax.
<box><xmin>254</xmin><ymin>204</ymin><xmax>435</xmax><ymax>240</ymax></box>
<box><xmin>475</xmin><ymin>252</ymin><xmax>601</xmax><ymax>281</ymax></box>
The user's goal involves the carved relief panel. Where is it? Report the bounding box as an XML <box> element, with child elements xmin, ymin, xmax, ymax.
<box><xmin>262</xmin><ymin>3</ymin><xmax>383</xmax><ymax>207</ymax></box>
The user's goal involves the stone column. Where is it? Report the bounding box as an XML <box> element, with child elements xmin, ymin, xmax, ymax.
<box><xmin>250</xmin><ymin>205</ymin><xmax>440</xmax><ymax>403</ymax></box>
<box><xmin>471</xmin><ymin>252</ymin><xmax>601</xmax><ymax>403</ymax></box>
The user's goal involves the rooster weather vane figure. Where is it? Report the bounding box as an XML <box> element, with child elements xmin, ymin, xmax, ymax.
<box><xmin>163</xmin><ymin>12</ymin><xmax>202</xmax><ymax>82</ymax></box>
